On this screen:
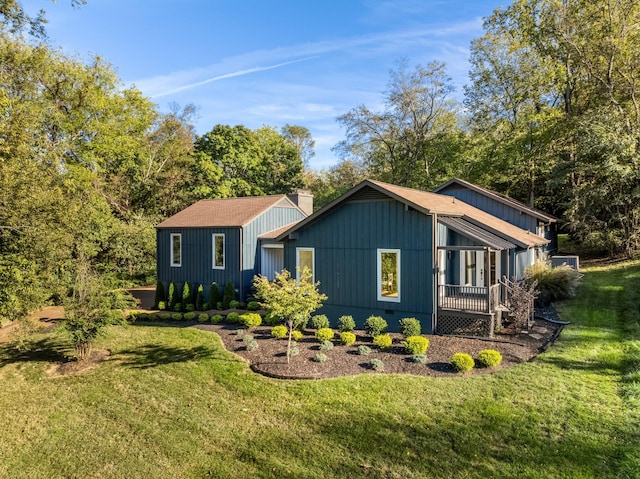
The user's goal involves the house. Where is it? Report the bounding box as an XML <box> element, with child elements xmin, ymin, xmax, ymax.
<box><xmin>156</xmin><ymin>191</ymin><xmax>311</xmax><ymax>302</ymax></box>
<box><xmin>434</xmin><ymin>178</ymin><xmax>558</xmax><ymax>256</ymax></box>
<box><xmin>276</xmin><ymin>180</ymin><xmax>549</xmax><ymax>336</ymax></box>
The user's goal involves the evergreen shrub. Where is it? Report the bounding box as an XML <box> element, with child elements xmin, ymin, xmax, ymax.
<box><xmin>315</xmin><ymin>327</ymin><xmax>334</xmax><ymax>342</ymax></box>
<box><xmin>319</xmin><ymin>340</ymin><xmax>334</xmax><ymax>352</ymax></box>
<box><xmin>182</xmin><ymin>282</ymin><xmax>193</xmax><ymax>306</ymax></box>
<box><xmin>222</xmin><ymin>279</ymin><xmax>236</xmax><ymax>309</ymax></box>
<box><xmin>173</xmin><ymin>303</ymin><xmax>182</xmax><ymax>312</ymax></box>
<box><xmin>357</xmin><ymin>345</ymin><xmax>372</xmax><ymax>356</ymax></box>
<box><xmin>291</xmin><ymin>330</ymin><xmax>303</xmax><ymax>341</ymax></box>
<box><xmin>198</xmin><ymin>313</ymin><xmax>209</xmax><ymax>323</ymax></box>
<box><xmin>210</xmin><ymin>314</ymin><xmax>223</xmax><ymax>324</ymax></box>
<box><xmin>364</xmin><ymin>316</ymin><xmax>387</xmax><ymax>337</ymax></box>
<box><xmin>229</xmin><ymin>300</ymin><xmax>241</xmax><ymax>309</ymax></box>
<box><xmin>171</xmin><ymin>313</ymin><xmax>183</xmax><ymax>321</ymax></box>
<box><xmin>373</xmin><ymin>333</ymin><xmax>392</xmax><ymax>350</ymax></box>
<box><xmin>399</xmin><ymin>317</ymin><xmax>421</xmax><ymax>338</ymax></box>
<box><xmin>247</xmin><ymin>301</ymin><xmax>260</xmax><ymax>311</ymax></box>
<box><xmin>477</xmin><ymin>349</ymin><xmax>503</xmax><ymax>368</ymax></box>
<box><xmin>185</xmin><ymin>303</ymin><xmax>195</xmax><ymax>312</ymax></box>
<box><xmin>154</xmin><ymin>280</ymin><xmax>165</xmax><ymax>309</ymax></box>
<box><xmin>311</xmin><ymin>314</ymin><xmax>330</xmax><ymax>329</ymax></box>
<box><xmin>239</xmin><ymin>313</ymin><xmax>262</xmax><ymax>328</ymax></box>
<box><xmin>195</xmin><ymin>284</ymin><xmax>205</xmax><ymax>310</ymax></box>
<box><xmin>226</xmin><ymin>312</ymin><xmax>240</xmax><ymax>323</ymax></box>
<box><xmin>271</xmin><ymin>325</ymin><xmax>288</xmax><ymax>339</ymax></box>
<box><xmin>157</xmin><ymin>301</ymin><xmax>166</xmax><ymax>311</ymax></box>
<box><xmin>370</xmin><ymin>358</ymin><xmax>384</xmax><ymax>371</ymax></box>
<box><xmin>337</xmin><ymin>315</ymin><xmax>356</xmax><ymax>332</ymax></box>
<box><xmin>313</xmin><ymin>353</ymin><xmax>327</xmax><ymax>363</ymax></box>
<box><xmin>451</xmin><ymin>353</ymin><xmax>475</xmax><ymax>372</ymax></box>
<box><xmin>209</xmin><ymin>282</ymin><xmax>220</xmax><ymax>307</ymax></box>
<box><xmin>184</xmin><ymin>312</ymin><xmax>196</xmax><ymax>321</ymax></box>
<box><xmin>412</xmin><ymin>354</ymin><xmax>428</xmax><ymax>364</ymax></box>
<box><xmin>340</xmin><ymin>331</ymin><xmax>356</xmax><ymax>346</ymax></box>
<box><xmin>403</xmin><ymin>336</ymin><xmax>429</xmax><ymax>355</ymax></box>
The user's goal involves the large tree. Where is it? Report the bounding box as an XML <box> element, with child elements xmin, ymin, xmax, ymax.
<box><xmin>335</xmin><ymin>60</ymin><xmax>464</xmax><ymax>189</ymax></box>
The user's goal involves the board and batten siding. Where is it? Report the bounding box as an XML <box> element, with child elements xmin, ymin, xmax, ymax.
<box><xmin>283</xmin><ymin>199</ymin><xmax>435</xmax><ymax>333</ymax></box>
<box><xmin>156</xmin><ymin>227</ymin><xmax>241</xmax><ymax>301</ymax></box>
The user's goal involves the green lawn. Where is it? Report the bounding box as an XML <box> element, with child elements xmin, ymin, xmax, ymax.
<box><xmin>1</xmin><ymin>261</ymin><xmax>639</xmax><ymax>479</ymax></box>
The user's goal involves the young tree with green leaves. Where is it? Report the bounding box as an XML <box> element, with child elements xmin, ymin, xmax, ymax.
<box><xmin>253</xmin><ymin>268</ymin><xmax>327</xmax><ymax>363</ymax></box>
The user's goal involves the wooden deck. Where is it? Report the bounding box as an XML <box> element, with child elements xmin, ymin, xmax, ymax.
<box><xmin>438</xmin><ymin>284</ymin><xmax>500</xmax><ymax>313</ymax></box>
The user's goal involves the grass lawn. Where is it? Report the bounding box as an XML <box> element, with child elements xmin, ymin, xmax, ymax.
<box><xmin>1</xmin><ymin>260</ymin><xmax>639</xmax><ymax>479</ymax></box>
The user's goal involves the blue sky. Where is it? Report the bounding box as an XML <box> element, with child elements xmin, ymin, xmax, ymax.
<box><xmin>25</xmin><ymin>0</ymin><xmax>506</xmax><ymax>169</ymax></box>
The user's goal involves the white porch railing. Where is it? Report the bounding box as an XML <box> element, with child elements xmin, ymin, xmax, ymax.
<box><xmin>438</xmin><ymin>284</ymin><xmax>500</xmax><ymax>313</ymax></box>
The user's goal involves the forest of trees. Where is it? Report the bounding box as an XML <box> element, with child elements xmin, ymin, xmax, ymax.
<box><xmin>1</xmin><ymin>0</ymin><xmax>639</xmax><ymax>326</ymax></box>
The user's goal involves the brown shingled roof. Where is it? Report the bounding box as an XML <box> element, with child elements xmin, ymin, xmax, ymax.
<box><xmin>157</xmin><ymin>195</ymin><xmax>300</xmax><ymax>228</ymax></box>
<box><xmin>277</xmin><ymin>179</ymin><xmax>548</xmax><ymax>248</ymax></box>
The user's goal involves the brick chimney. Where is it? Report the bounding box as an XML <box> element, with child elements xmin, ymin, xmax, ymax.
<box><xmin>288</xmin><ymin>189</ymin><xmax>314</xmax><ymax>216</ymax></box>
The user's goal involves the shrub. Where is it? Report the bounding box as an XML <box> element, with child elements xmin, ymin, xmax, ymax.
<box><xmin>289</xmin><ymin>342</ymin><xmax>300</xmax><ymax>357</ymax></box>
<box><xmin>185</xmin><ymin>303</ymin><xmax>195</xmax><ymax>312</ymax></box>
<box><xmin>315</xmin><ymin>327</ymin><xmax>335</xmax><ymax>342</ymax></box>
<box><xmin>229</xmin><ymin>299</ymin><xmax>241</xmax><ymax>309</ymax></box>
<box><xmin>364</xmin><ymin>315</ymin><xmax>387</xmax><ymax>337</ymax></box>
<box><xmin>154</xmin><ymin>280</ymin><xmax>165</xmax><ymax>309</ymax></box>
<box><xmin>222</xmin><ymin>279</ymin><xmax>236</xmax><ymax>309</ymax></box>
<box><xmin>313</xmin><ymin>353</ymin><xmax>327</xmax><ymax>363</ymax></box>
<box><xmin>226</xmin><ymin>312</ymin><xmax>241</xmax><ymax>323</ymax></box>
<box><xmin>373</xmin><ymin>333</ymin><xmax>392</xmax><ymax>350</ymax></box>
<box><xmin>195</xmin><ymin>284</ymin><xmax>205</xmax><ymax>311</ymax></box>
<box><xmin>451</xmin><ymin>353</ymin><xmax>475</xmax><ymax>372</ymax></box>
<box><xmin>239</xmin><ymin>302</ymin><xmax>247</xmax><ymax>309</ymax></box>
<box><xmin>167</xmin><ymin>282</ymin><xmax>178</xmax><ymax>310</ymax></box>
<box><xmin>234</xmin><ymin>328</ymin><xmax>246</xmax><ymax>336</ymax></box>
<box><xmin>263</xmin><ymin>310</ymin><xmax>282</xmax><ymax>326</ymax></box>
<box><xmin>198</xmin><ymin>313</ymin><xmax>209</xmax><ymax>323</ymax></box>
<box><xmin>173</xmin><ymin>303</ymin><xmax>182</xmax><ymax>312</ymax></box>
<box><xmin>182</xmin><ymin>282</ymin><xmax>193</xmax><ymax>306</ymax></box>
<box><xmin>216</xmin><ymin>302</ymin><xmax>223</xmax><ymax>310</ymax></box>
<box><xmin>311</xmin><ymin>314</ymin><xmax>330</xmax><ymax>329</ymax></box>
<box><xmin>210</xmin><ymin>314</ymin><xmax>223</xmax><ymax>324</ymax></box>
<box><xmin>319</xmin><ymin>340</ymin><xmax>334</xmax><ymax>352</ymax></box>
<box><xmin>271</xmin><ymin>325</ymin><xmax>288</xmax><ymax>339</ymax></box>
<box><xmin>171</xmin><ymin>313</ymin><xmax>183</xmax><ymax>321</ymax></box>
<box><xmin>525</xmin><ymin>262</ymin><xmax>582</xmax><ymax>305</ymax></box>
<box><xmin>157</xmin><ymin>301</ymin><xmax>166</xmax><ymax>311</ymax></box>
<box><xmin>357</xmin><ymin>345</ymin><xmax>372</xmax><ymax>356</ymax></box>
<box><xmin>412</xmin><ymin>354</ymin><xmax>428</xmax><ymax>364</ymax></box>
<box><xmin>477</xmin><ymin>349</ymin><xmax>503</xmax><ymax>368</ymax></box>
<box><xmin>184</xmin><ymin>312</ymin><xmax>196</xmax><ymax>321</ymax></box>
<box><xmin>403</xmin><ymin>336</ymin><xmax>429</xmax><ymax>355</ymax></box>
<box><xmin>370</xmin><ymin>358</ymin><xmax>384</xmax><ymax>371</ymax></box>
<box><xmin>291</xmin><ymin>330</ymin><xmax>303</xmax><ymax>341</ymax></box>
<box><xmin>246</xmin><ymin>340</ymin><xmax>259</xmax><ymax>352</ymax></box>
<box><xmin>242</xmin><ymin>334</ymin><xmax>254</xmax><ymax>344</ymax></box>
<box><xmin>340</xmin><ymin>331</ymin><xmax>356</xmax><ymax>346</ymax></box>
<box><xmin>202</xmin><ymin>302</ymin><xmax>210</xmax><ymax>311</ymax></box>
<box><xmin>399</xmin><ymin>317</ymin><xmax>421</xmax><ymax>338</ymax></box>
<box><xmin>239</xmin><ymin>313</ymin><xmax>262</xmax><ymax>329</ymax></box>
<box><xmin>159</xmin><ymin>312</ymin><xmax>171</xmax><ymax>321</ymax></box>
<box><xmin>337</xmin><ymin>315</ymin><xmax>356</xmax><ymax>332</ymax></box>
<box><xmin>209</xmin><ymin>282</ymin><xmax>221</xmax><ymax>307</ymax></box>
<box><xmin>247</xmin><ymin>301</ymin><xmax>260</xmax><ymax>311</ymax></box>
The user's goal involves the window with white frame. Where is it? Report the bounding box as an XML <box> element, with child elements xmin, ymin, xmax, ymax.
<box><xmin>377</xmin><ymin>249</ymin><xmax>400</xmax><ymax>302</ymax></box>
<box><xmin>213</xmin><ymin>234</ymin><xmax>225</xmax><ymax>269</ymax></box>
<box><xmin>296</xmin><ymin>247</ymin><xmax>315</xmax><ymax>283</ymax></box>
<box><xmin>170</xmin><ymin>233</ymin><xmax>182</xmax><ymax>267</ymax></box>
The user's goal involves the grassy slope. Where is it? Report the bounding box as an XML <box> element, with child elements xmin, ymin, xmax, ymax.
<box><xmin>0</xmin><ymin>261</ymin><xmax>639</xmax><ymax>479</ymax></box>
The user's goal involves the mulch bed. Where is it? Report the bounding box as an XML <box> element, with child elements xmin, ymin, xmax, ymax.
<box><xmin>194</xmin><ymin>317</ymin><xmax>563</xmax><ymax>379</ymax></box>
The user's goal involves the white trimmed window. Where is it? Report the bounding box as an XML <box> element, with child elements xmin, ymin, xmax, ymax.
<box><xmin>296</xmin><ymin>247</ymin><xmax>315</xmax><ymax>283</ymax></box>
<box><xmin>213</xmin><ymin>234</ymin><xmax>225</xmax><ymax>269</ymax></box>
<box><xmin>377</xmin><ymin>249</ymin><xmax>400</xmax><ymax>302</ymax></box>
<box><xmin>170</xmin><ymin>233</ymin><xmax>182</xmax><ymax>267</ymax></box>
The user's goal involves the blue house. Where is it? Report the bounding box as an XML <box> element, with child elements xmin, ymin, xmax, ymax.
<box><xmin>276</xmin><ymin>180</ymin><xmax>549</xmax><ymax>336</ymax></box>
<box><xmin>156</xmin><ymin>192</ymin><xmax>311</xmax><ymax>302</ymax></box>
<box><xmin>434</xmin><ymin>178</ymin><xmax>558</xmax><ymax>255</ymax></box>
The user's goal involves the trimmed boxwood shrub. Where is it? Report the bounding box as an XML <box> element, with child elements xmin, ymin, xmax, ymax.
<box><xmin>157</xmin><ymin>301</ymin><xmax>166</xmax><ymax>311</ymax></box>
<box><xmin>403</xmin><ymin>336</ymin><xmax>429</xmax><ymax>355</ymax></box>
<box><xmin>154</xmin><ymin>280</ymin><xmax>165</xmax><ymax>309</ymax></box>
<box><xmin>340</xmin><ymin>331</ymin><xmax>356</xmax><ymax>346</ymax></box>
<box><xmin>195</xmin><ymin>284</ymin><xmax>205</xmax><ymax>311</ymax></box>
<box><xmin>173</xmin><ymin>303</ymin><xmax>182</xmax><ymax>312</ymax></box>
<box><xmin>319</xmin><ymin>340</ymin><xmax>334</xmax><ymax>352</ymax></box>
<box><xmin>202</xmin><ymin>302</ymin><xmax>210</xmax><ymax>311</ymax></box>
<box><xmin>229</xmin><ymin>300</ymin><xmax>241</xmax><ymax>309</ymax></box>
<box><xmin>291</xmin><ymin>330</ymin><xmax>303</xmax><ymax>341</ymax></box>
<box><xmin>197</xmin><ymin>313</ymin><xmax>209</xmax><ymax>323</ymax></box>
<box><xmin>370</xmin><ymin>358</ymin><xmax>384</xmax><ymax>371</ymax></box>
<box><xmin>184</xmin><ymin>312</ymin><xmax>196</xmax><ymax>321</ymax></box>
<box><xmin>209</xmin><ymin>282</ymin><xmax>220</xmax><ymax>307</ymax></box>
<box><xmin>247</xmin><ymin>301</ymin><xmax>260</xmax><ymax>311</ymax></box>
<box><xmin>399</xmin><ymin>317</ymin><xmax>421</xmax><ymax>338</ymax></box>
<box><xmin>315</xmin><ymin>327</ymin><xmax>334</xmax><ymax>342</ymax></box>
<box><xmin>373</xmin><ymin>333</ymin><xmax>392</xmax><ymax>350</ymax></box>
<box><xmin>364</xmin><ymin>315</ymin><xmax>387</xmax><ymax>337</ymax></box>
<box><xmin>477</xmin><ymin>349</ymin><xmax>503</xmax><ymax>368</ymax></box>
<box><xmin>171</xmin><ymin>312</ymin><xmax>183</xmax><ymax>321</ymax></box>
<box><xmin>226</xmin><ymin>312</ymin><xmax>241</xmax><ymax>323</ymax></box>
<box><xmin>271</xmin><ymin>325</ymin><xmax>288</xmax><ymax>339</ymax></box>
<box><xmin>159</xmin><ymin>312</ymin><xmax>171</xmax><ymax>321</ymax></box>
<box><xmin>216</xmin><ymin>302</ymin><xmax>223</xmax><ymax>310</ymax></box>
<box><xmin>210</xmin><ymin>314</ymin><xmax>224</xmax><ymax>324</ymax></box>
<box><xmin>357</xmin><ymin>345</ymin><xmax>372</xmax><ymax>356</ymax></box>
<box><xmin>451</xmin><ymin>353</ymin><xmax>475</xmax><ymax>372</ymax></box>
<box><xmin>222</xmin><ymin>279</ymin><xmax>236</xmax><ymax>309</ymax></box>
<box><xmin>185</xmin><ymin>303</ymin><xmax>195</xmax><ymax>312</ymax></box>
<box><xmin>313</xmin><ymin>353</ymin><xmax>327</xmax><ymax>363</ymax></box>
<box><xmin>337</xmin><ymin>315</ymin><xmax>356</xmax><ymax>332</ymax></box>
<box><xmin>311</xmin><ymin>314</ymin><xmax>330</xmax><ymax>329</ymax></box>
<box><xmin>239</xmin><ymin>313</ymin><xmax>262</xmax><ymax>329</ymax></box>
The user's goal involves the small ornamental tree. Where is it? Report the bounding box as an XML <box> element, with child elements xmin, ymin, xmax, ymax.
<box><xmin>222</xmin><ymin>279</ymin><xmax>236</xmax><ymax>309</ymax></box>
<box><xmin>253</xmin><ymin>267</ymin><xmax>327</xmax><ymax>363</ymax></box>
<box><xmin>209</xmin><ymin>282</ymin><xmax>220</xmax><ymax>308</ymax></box>
<box><xmin>195</xmin><ymin>284</ymin><xmax>205</xmax><ymax>311</ymax></box>
<box><xmin>153</xmin><ymin>280</ymin><xmax>165</xmax><ymax>309</ymax></box>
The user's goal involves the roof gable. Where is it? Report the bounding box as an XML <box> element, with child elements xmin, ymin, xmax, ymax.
<box><xmin>434</xmin><ymin>178</ymin><xmax>557</xmax><ymax>223</ymax></box>
<box><xmin>157</xmin><ymin>195</ymin><xmax>303</xmax><ymax>229</ymax></box>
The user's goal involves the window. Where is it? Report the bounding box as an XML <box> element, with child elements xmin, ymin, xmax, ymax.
<box><xmin>213</xmin><ymin>234</ymin><xmax>225</xmax><ymax>269</ymax></box>
<box><xmin>465</xmin><ymin>251</ymin><xmax>477</xmax><ymax>286</ymax></box>
<box><xmin>377</xmin><ymin>249</ymin><xmax>400</xmax><ymax>302</ymax></box>
<box><xmin>170</xmin><ymin>233</ymin><xmax>182</xmax><ymax>267</ymax></box>
<box><xmin>296</xmin><ymin>248</ymin><xmax>315</xmax><ymax>283</ymax></box>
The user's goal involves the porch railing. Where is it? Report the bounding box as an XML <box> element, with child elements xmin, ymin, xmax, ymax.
<box><xmin>438</xmin><ymin>284</ymin><xmax>500</xmax><ymax>313</ymax></box>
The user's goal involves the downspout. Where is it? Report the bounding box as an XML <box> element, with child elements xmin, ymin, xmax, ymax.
<box><xmin>432</xmin><ymin>213</ymin><xmax>438</xmax><ymax>334</ymax></box>
<box><xmin>239</xmin><ymin>227</ymin><xmax>244</xmax><ymax>301</ymax></box>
